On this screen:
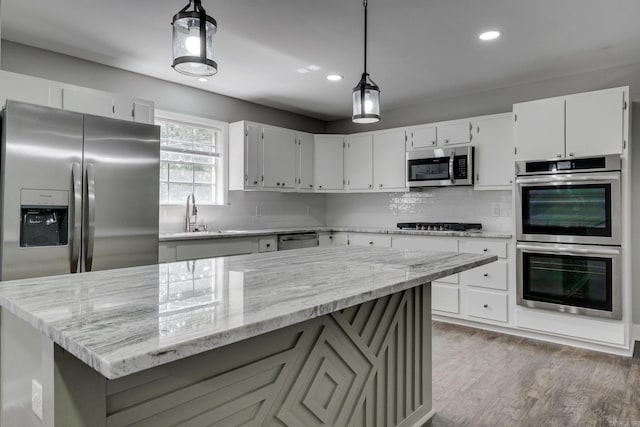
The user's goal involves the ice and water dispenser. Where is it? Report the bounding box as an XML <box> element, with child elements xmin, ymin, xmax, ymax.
<box><xmin>20</xmin><ymin>189</ymin><xmax>69</xmax><ymax>247</ymax></box>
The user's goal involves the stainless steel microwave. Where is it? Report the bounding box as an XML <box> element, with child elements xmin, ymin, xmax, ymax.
<box><xmin>406</xmin><ymin>146</ymin><xmax>474</xmax><ymax>188</ymax></box>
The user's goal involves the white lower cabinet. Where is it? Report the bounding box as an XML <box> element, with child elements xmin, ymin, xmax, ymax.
<box><xmin>432</xmin><ymin>284</ymin><xmax>460</xmax><ymax>314</ymax></box>
<box><xmin>467</xmin><ymin>289</ymin><xmax>508</xmax><ymax>323</ymax></box>
<box><xmin>460</xmin><ymin>261</ymin><xmax>508</xmax><ymax>291</ymax></box>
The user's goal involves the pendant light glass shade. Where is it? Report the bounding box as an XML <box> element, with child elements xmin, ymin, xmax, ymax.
<box><xmin>352</xmin><ymin>0</ymin><xmax>380</xmax><ymax>123</ymax></box>
<box><xmin>352</xmin><ymin>73</ymin><xmax>380</xmax><ymax>123</ymax></box>
<box><xmin>172</xmin><ymin>0</ymin><xmax>217</xmax><ymax>77</ymax></box>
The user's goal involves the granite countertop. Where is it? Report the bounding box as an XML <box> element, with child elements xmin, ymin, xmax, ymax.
<box><xmin>0</xmin><ymin>246</ymin><xmax>495</xmax><ymax>380</ymax></box>
<box><xmin>160</xmin><ymin>226</ymin><xmax>512</xmax><ymax>242</ymax></box>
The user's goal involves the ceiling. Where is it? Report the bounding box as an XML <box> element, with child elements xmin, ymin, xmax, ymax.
<box><xmin>2</xmin><ymin>0</ymin><xmax>640</xmax><ymax>121</ymax></box>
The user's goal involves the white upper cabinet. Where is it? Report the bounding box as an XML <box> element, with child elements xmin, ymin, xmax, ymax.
<box><xmin>514</xmin><ymin>87</ymin><xmax>628</xmax><ymax>161</ymax></box>
<box><xmin>345</xmin><ymin>134</ymin><xmax>373</xmax><ymax>191</ymax></box>
<box><xmin>407</xmin><ymin>125</ymin><xmax>436</xmax><ymax>150</ymax></box>
<box><xmin>565</xmin><ymin>89</ymin><xmax>625</xmax><ymax>157</ymax></box>
<box><xmin>262</xmin><ymin>127</ymin><xmax>296</xmax><ymax>189</ymax></box>
<box><xmin>373</xmin><ymin>129</ymin><xmax>406</xmax><ymax>191</ymax></box>
<box><xmin>62</xmin><ymin>87</ymin><xmax>155</xmax><ymax>124</ymax></box>
<box><xmin>229</xmin><ymin>122</ymin><xmax>261</xmax><ymax>190</ymax></box>
<box><xmin>314</xmin><ymin>135</ymin><xmax>344</xmax><ymax>191</ymax></box>
<box><xmin>0</xmin><ymin>71</ymin><xmax>56</xmax><ymax>108</ymax></box>
<box><xmin>230</xmin><ymin>122</ymin><xmax>307</xmax><ymax>192</ymax></box>
<box><xmin>438</xmin><ymin>121</ymin><xmax>472</xmax><ymax>146</ymax></box>
<box><xmin>513</xmin><ymin>97</ymin><xmax>566</xmax><ymax>161</ymax></box>
<box><xmin>296</xmin><ymin>133</ymin><xmax>314</xmax><ymax>191</ymax></box>
<box><xmin>472</xmin><ymin>114</ymin><xmax>513</xmax><ymax>190</ymax></box>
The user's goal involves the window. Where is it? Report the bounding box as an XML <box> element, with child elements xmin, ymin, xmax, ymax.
<box><xmin>156</xmin><ymin>111</ymin><xmax>228</xmax><ymax>205</ymax></box>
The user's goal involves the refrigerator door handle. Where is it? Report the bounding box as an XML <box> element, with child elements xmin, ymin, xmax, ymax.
<box><xmin>85</xmin><ymin>163</ymin><xmax>96</xmax><ymax>272</ymax></box>
<box><xmin>70</xmin><ymin>163</ymin><xmax>82</xmax><ymax>273</ymax></box>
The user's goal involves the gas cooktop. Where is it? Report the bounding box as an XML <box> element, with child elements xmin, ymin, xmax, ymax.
<box><xmin>396</xmin><ymin>222</ymin><xmax>482</xmax><ymax>232</ymax></box>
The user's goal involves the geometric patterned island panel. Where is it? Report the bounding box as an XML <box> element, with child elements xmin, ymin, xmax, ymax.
<box><xmin>50</xmin><ymin>284</ymin><xmax>432</xmax><ymax>427</ymax></box>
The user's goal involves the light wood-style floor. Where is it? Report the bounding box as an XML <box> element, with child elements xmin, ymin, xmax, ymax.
<box><xmin>424</xmin><ymin>321</ymin><xmax>640</xmax><ymax>427</ymax></box>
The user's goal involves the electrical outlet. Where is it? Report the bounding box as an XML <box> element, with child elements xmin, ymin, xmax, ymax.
<box><xmin>31</xmin><ymin>379</ymin><xmax>43</xmax><ymax>420</ymax></box>
<box><xmin>491</xmin><ymin>203</ymin><xmax>500</xmax><ymax>217</ymax></box>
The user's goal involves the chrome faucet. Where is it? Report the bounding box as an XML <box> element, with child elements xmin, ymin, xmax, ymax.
<box><xmin>185</xmin><ymin>193</ymin><xmax>198</xmax><ymax>232</ymax></box>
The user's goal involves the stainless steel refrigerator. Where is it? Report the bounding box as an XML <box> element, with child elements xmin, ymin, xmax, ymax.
<box><xmin>0</xmin><ymin>100</ymin><xmax>160</xmax><ymax>280</ymax></box>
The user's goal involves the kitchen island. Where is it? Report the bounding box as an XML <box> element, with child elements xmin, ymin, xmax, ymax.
<box><xmin>0</xmin><ymin>246</ymin><xmax>495</xmax><ymax>427</ymax></box>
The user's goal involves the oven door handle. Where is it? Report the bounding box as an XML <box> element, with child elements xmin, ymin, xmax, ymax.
<box><xmin>449</xmin><ymin>152</ymin><xmax>455</xmax><ymax>184</ymax></box>
<box><xmin>515</xmin><ymin>173</ymin><xmax>621</xmax><ymax>185</ymax></box>
<box><xmin>517</xmin><ymin>243</ymin><xmax>621</xmax><ymax>256</ymax></box>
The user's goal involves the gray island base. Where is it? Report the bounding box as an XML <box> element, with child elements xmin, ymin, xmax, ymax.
<box><xmin>0</xmin><ymin>246</ymin><xmax>496</xmax><ymax>426</ymax></box>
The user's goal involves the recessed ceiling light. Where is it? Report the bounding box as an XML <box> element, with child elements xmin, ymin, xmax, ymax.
<box><xmin>479</xmin><ymin>30</ymin><xmax>502</xmax><ymax>41</ymax></box>
<box><xmin>326</xmin><ymin>74</ymin><xmax>343</xmax><ymax>81</ymax></box>
<box><xmin>197</xmin><ymin>77</ymin><xmax>209</xmax><ymax>82</ymax></box>
<box><xmin>307</xmin><ymin>65</ymin><xmax>321</xmax><ymax>71</ymax></box>
<box><xmin>296</xmin><ymin>68</ymin><xmax>310</xmax><ymax>74</ymax></box>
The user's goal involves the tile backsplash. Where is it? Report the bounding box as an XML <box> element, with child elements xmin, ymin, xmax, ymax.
<box><xmin>159</xmin><ymin>191</ymin><xmax>327</xmax><ymax>233</ymax></box>
<box><xmin>160</xmin><ymin>188</ymin><xmax>513</xmax><ymax>233</ymax></box>
<box><xmin>326</xmin><ymin>188</ymin><xmax>513</xmax><ymax>232</ymax></box>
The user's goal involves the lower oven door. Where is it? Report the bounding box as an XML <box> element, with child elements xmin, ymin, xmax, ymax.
<box><xmin>516</xmin><ymin>242</ymin><xmax>621</xmax><ymax>320</ymax></box>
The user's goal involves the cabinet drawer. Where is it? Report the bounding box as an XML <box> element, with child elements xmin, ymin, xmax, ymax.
<box><xmin>467</xmin><ymin>289</ymin><xmax>508</xmax><ymax>322</ymax></box>
<box><xmin>259</xmin><ymin>237</ymin><xmax>277</xmax><ymax>252</ymax></box>
<box><xmin>349</xmin><ymin>233</ymin><xmax>392</xmax><ymax>247</ymax></box>
<box><xmin>432</xmin><ymin>283</ymin><xmax>459</xmax><ymax>314</ymax></box>
<box><xmin>460</xmin><ymin>261</ymin><xmax>507</xmax><ymax>290</ymax></box>
<box><xmin>459</xmin><ymin>240</ymin><xmax>507</xmax><ymax>258</ymax></box>
<box><xmin>392</xmin><ymin>236</ymin><xmax>459</xmax><ymax>252</ymax></box>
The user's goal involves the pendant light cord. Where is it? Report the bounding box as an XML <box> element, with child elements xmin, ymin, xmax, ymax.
<box><xmin>363</xmin><ymin>0</ymin><xmax>368</xmax><ymax>75</ymax></box>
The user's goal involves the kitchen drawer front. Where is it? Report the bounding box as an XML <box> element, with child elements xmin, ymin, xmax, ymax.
<box><xmin>392</xmin><ymin>236</ymin><xmax>459</xmax><ymax>252</ymax></box>
<box><xmin>259</xmin><ymin>237</ymin><xmax>277</xmax><ymax>252</ymax></box>
<box><xmin>176</xmin><ymin>239</ymin><xmax>257</xmax><ymax>261</ymax></box>
<box><xmin>432</xmin><ymin>283</ymin><xmax>459</xmax><ymax>314</ymax></box>
<box><xmin>467</xmin><ymin>289</ymin><xmax>508</xmax><ymax>323</ymax></box>
<box><xmin>348</xmin><ymin>233</ymin><xmax>392</xmax><ymax>247</ymax></box>
<box><xmin>459</xmin><ymin>240</ymin><xmax>507</xmax><ymax>259</ymax></box>
<box><xmin>460</xmin><ymin>261</ymin><xmax>507</xmax><ymax>290</ymax></box>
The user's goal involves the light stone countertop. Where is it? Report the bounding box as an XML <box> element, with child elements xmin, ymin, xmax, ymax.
<box><xmin>0</xmin><ymin>246</ymin><xmax>495</xmax><ymax>380</ymax></box>
<box><xmin>160</xmin><ymin>226</ymin><xmax>512</xmax><ymax>242</ymax></box>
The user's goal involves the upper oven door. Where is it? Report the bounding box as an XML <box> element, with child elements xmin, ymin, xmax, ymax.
<box><xmin>515</xmin><ymin>171</ymin><xmax>621</xmax><ymax>245</ymax></box>
<box><xmin>406</xmin><ymin>146</ymin><xmax>473</xmax><ymax>187</ymax></box>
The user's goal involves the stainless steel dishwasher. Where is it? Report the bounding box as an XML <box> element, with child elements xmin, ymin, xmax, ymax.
<box><xmin>277</xmin><ymin>232</ymin><xmax>319</xmax><ymax>251</ymax></box>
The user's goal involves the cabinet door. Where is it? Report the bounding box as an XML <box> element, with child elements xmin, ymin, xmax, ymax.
<box><xmin>566</xmin><ymin>89</ymin><xmax>624</xmax><ymax>157</ymax></box>
<box><xmin>313</xmin><ymin>135</ymin><xmax>344</xmax><ymax>191</ymax></box>
<box><xmin>245</xmin><ymin>124</ymin><xmax>261</xmax><ymax>189</ymax></box>
<box><xmin>514</xmin><ymin>98</ymin><xmax>565</xmax><ymax>161</ymax></box>
<box><xmin>133</xmin><ymin>101</ymin><xmax>154</xmax><ymax>124</ymax></box>
<box><xmin>263</xmin><ymin>128</ymin><xmax>296</xmax><ymax>189</ymax></box>
<box><xmin>438</xmin><ymin>121</ymin><xmax>471</xmax><ymax>145</ymax></box>
<box><xmin>409</xmin><ymin>125</ymin><xmax>437</xmax><ymax>149</ymax></box>
<box><xmin>0</xmin><ymin>71</ymin><xmax>53</xmax><ymax>107</ymax></box>
<box><xmin>112</xmin><ymin>96</ymin><xmax>134</xmax><ymax>121</ymax></box>
<box><xmin>473</xmin><ymin>115</ymin><xmax>514</xmax><ymax>189</ymax></box>
<box><xmin>345</xmin><ymin>135</ymin><xmax>373</xmax><ymax>190</ymax></box>
<box><xmin>297</xmin><ymin>133</ymin><xmax>314</xmax><ymax>191</ymax></box>
<box><xmin>62</xmin><ymin>87</ymin><xmax>114</xmax><ymax>117</ymax></box>
<box><xmin>373</xmin><ymin>129</ymin><xmax>406</xmax><ymax>190</ymax></box>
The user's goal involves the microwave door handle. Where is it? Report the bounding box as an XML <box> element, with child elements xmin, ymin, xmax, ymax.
<box><xmin>70</xmin><ymin>163</ymin><xmax>82</xmax><ymax>273</ymax></box>
<box><xmin>84</xmin><ymin>163</ymin><xmax>96</xmax><ymax>272</ymax></box>
<box><xmin>449</xmin><ymin>152</ymin><xmax>455</xmax><ymax>184</ymax></box>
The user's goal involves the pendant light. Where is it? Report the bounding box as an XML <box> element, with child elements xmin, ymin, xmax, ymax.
<box><xmin>352</xmin><ymin>0</ymin><xmax>380</xmax><ymax>123</ymax></box>
<box><xmin>172</xmin><ymin>0</ymin><xmax>218</xmax><ymax>77</ymax></box>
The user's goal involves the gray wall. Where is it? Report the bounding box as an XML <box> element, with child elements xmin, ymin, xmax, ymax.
<box><xmin>327</xmin><ymin>62</ymin><xmax>640</xmax><ymax>134</ymax></box>
<box><xmin>0</xmin><ymin>40</ymin><xmax>326</xmax><ymax>133</ymax></box>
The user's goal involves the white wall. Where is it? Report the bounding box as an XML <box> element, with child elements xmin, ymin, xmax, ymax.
<box><xmin>326</xmin><ymin>189</ymin><xmax>511</xmax><ymax>232</ymax></box>
<box><xmin>327</xmin><ymin>61</ymin><xmax>640</xmax><ymax>134</ymax></box>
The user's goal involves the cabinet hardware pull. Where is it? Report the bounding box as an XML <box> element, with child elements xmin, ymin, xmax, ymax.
<box><xmin>253</xmin><ymin>181</ymin><xmax>258</xmax><ymax>185</ymax></box>
<box><xmin>483</xmin><ymin>304</ymin><xmax>489</xmax><ymax>308</ymax></box>
<box><xmin>483</xmin><ymin>248</ymin><xmax>488</xmax><ymax>252</ymax></box>
<box><xmin>369</xmin><ymin>241</ymin><xmax>374</xmax><ymax>245</ymax></box>
<box><xmin>569</xmin><ymin>152</ymin><xmax>574</xmax><ymax>157</ymax></box>
<box><xmin>483</xmin><ymin>273</ymin><xmax>489</xmax><ymax>277</ymax></box>
<box><xmin>379</xmin><ymin>184</ymin><xmax>383</xmax><ymax>188</ymax></box>
<box><xmin>556</xmin><ymin>153</ymin><xmax>561</xmax><ymax>158</ymax></box>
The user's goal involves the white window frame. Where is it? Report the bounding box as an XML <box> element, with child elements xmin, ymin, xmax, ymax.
<box><xmin>156</xmin><ymin>109</ymin><xmax>229</xmax><ymax>206</ymax></box>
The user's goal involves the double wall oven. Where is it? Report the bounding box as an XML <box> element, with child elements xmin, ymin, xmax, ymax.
<box><xmin>515</xmin><ymin>154</ymin><xmax>622</xmax><ymax>320</ymax></box>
